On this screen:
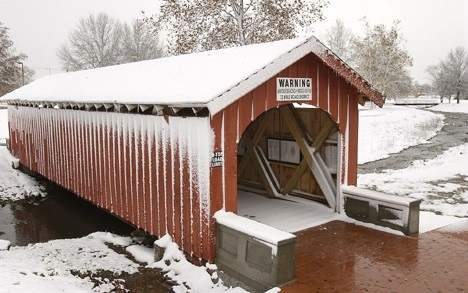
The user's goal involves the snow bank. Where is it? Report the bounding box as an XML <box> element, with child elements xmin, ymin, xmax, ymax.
<box><xmin>148</xmin><ymin>234</ymin><xmax>249</xmax><ymax>293</ymax></box>
<box><xmin>431</xmin><ymin>100</ymin><xmax>468</xmax><ymax>113</ymax></box>
<box><xmin>0</xmin><ymin>233</ymin><xmax>139</xmax><ymax>293</ymax></box>
<box><xmin>359</xmin><ymin>143</ymin><xmax>468</xmax><ymax>217</ymax></box>
<box><xmin>0</xmin><ymin>239</ymin><xmax>11</xmax><ymax>251</ymax></box>
<box><xmin>358</xmin><ymin>105</ymin><xmax>444</xmax><ymax>164</ymax></box>
<box><xmin>0</xmin><ymin>146</ymin><xmax>44</xmax><ymax>201</ymax></box>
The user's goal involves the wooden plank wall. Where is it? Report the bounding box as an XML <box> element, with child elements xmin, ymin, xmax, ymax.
<box><xmin>210</xmin><ymin>53</ymin><xmax>359</xmax><ymax>215</ymax></box>
<box><xmin>237</xmin><ymin>108</ymin><xmax>338</xmax><ymax>199</ymax></box>
<box><xmin>8</xmin><ymin>107</ymin><xmax>214</xmax><ymax>261</ymax></box>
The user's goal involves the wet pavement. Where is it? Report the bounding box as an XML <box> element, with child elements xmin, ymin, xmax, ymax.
<box><xmin>359</xmin><ymin>110</ymin><xmax>468</xmax><ymax>174</ymax></box>
<box><xmin>283</xmin><ymin>220</ymin><xmax>468</xmax><ymax>293</ymax></box>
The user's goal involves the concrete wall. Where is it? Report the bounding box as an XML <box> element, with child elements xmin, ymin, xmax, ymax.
<box><xmin>215</xmin><ymin>223</ymin><xmax>296</xmax><ymax>292</ymax></box>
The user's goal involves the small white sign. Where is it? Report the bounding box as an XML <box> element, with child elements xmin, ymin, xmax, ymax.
<box><xmin>211</xmin><ymin>151</ymin><xmax>224</xmax><ymax>167</ymax></box>
<box><xmin>277</xmin><ymin>78</ymin><xmax>312</xmax><ymax>101</ymax></box>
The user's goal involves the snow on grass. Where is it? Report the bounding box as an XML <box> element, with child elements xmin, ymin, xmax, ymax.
<box><xmin>0</xmin><ymin>146</ymin><xmax>45</xmax><ymax>201</ymax></box>
<box><xmin>430</xmin><ymin>100</ymin><xmax>468</xmax><ymax>113</ymax></box>
<box><xmin>146</xmin><ymin>234</ymin><xmax>250</xmax><ymax>293</ymax></box>
<box><xmin>358</xmin><ymin>143</ymin><xmax>468</xmax><ymax>217</ymax></box>
<box><xmin>358</xmin><ymin>105</ymin><xmax>444</xmax><ymax>164</ymax></box>
<box><xmin>0</xmin><ymin>233</ymin><xmax>139</xmax><ymax>293</ymax></box>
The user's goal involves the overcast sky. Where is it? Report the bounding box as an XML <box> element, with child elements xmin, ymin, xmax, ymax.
<box><xmin>0</xmin><ymin>0</ymin><xmax>466</xmax><ymax>82</ymax></box>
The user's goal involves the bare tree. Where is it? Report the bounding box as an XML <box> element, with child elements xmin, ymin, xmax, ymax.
<box><xmin>144</xmin><ymin>0</ymin><xmax>329</xmax><ymax>55</ymax></box>
<box><xmin>427</xmin><ymin>47</ymin><xmax>467</xmax><ymax>103</ymax></box>
<box><xmin>351</xmin><ymin>21</ymin><xmax>413</xmax><ymax>100</ymax></box>
<box><xmin>445</xmin><ymin>47</ymin><xmax>467</xmax><ymax>103</ymax></box>
<box><xmin>58</xmin><ymin>13</ymin><xmax>124</xmax><ymax>71</ymax></box>
<box><xmin>0</xmin><ymin>22</ymin><xmax>34</xmax><ymax>96</ymax></box>
<box><xmin>121</xmin><ymin>19</ymin><xmax>164</xmax><ymax>63</ymax></box>
<box><xmin>427</xmin><ymin>63</ymin><xmax>451</xmax><ymax>102</ymax></box>
<box><xmin>325</xmin><ymin>19</ymin><xmax>354</xmax><ymax>63</ymax></box>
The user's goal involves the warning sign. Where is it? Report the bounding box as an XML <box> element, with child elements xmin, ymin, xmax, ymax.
<box><xmin>211</xmin><ymin>151</ymin><xmax>223</xmax><ymax>167</ymax></box>
<box><xmin>276</xmin><ymin>78</ymin><xmax>312</xmax><ymax>101</ymax></box>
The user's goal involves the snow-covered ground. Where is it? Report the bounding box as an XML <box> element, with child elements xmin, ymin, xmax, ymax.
<box><xmin>0</xmin><ymin>231</ymin><xmax>252</xmax><ymax>293</ymax></box>
<box><xmin>0</xmin><ymin>232</ymin><xmax>139</xmax><ymax>292</ymax></box>
<box><xmin>358</xmin><ymin>105</ymin><xmax>444</xmax><ymax>164</ymax></box>
<box><xmin>0</xmin><ymin>146</ymin><xmax>45</xmax><ymax>201</ymax></box>
<box><xmin>359</xmin><ymin>143</ymin><xmax>468</xmax><ymax>217</ymax></box>
<box><xmin>430</xmin><ymin>100</ymin><xmax>468</xmax><ymax>113</ymax></box>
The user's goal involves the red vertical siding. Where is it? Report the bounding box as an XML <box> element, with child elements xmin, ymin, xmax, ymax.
<box><xmin>347</xmin><ymin>91</ymin><xmax>359</xmax><ymax>185</ymax></box>
<box><xmin>223</xmin><ymin>102</ymin><xmax>238</xmax><ymax>213</ymax></box>
<box><xmin>8</xmin><ymin>108</ymin><xmax>214</xmax><ymax>261</ymax></box>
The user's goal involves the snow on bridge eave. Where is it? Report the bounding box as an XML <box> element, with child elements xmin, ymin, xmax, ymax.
<box><xmin>207</xmin><ymin>36</ymin><xmax>385</xmax><ymax>115</ymax></box>
<box><xmin>3</xmin><ymin>98</ymin><xmax>210</xmax><ymax>117</ymax></box>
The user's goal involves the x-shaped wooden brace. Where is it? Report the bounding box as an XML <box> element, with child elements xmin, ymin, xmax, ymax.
<box><xmin>238</xmin><ymin>105</ymin><xmax>337</xmax><ymax>209</ymax></box>
<box><xmin>281</xmin><ymin>110</ymin><xmax>336</xmax><ymax>195</ymax></box>
<box><xmin>279</xmin><ymin>105</ymin><xmax>337</xmax><ymax>209</ymax></box>
<box><xmin>238</xmin><ymin>114</ymin><xmax>281</xmax><ymax>197</ymax></box>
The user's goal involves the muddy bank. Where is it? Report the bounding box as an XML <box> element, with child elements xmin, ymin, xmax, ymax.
<box><xmin>359</xmin><ymin>110</ymin><xmax>468</xmax><ymax>174</ymax></box>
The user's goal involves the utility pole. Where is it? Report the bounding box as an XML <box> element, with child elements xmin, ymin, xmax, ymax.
<box><xmin>15</xmin><ymin>61</ymin><xmax>24</xmax><ymax>86</ymax></box>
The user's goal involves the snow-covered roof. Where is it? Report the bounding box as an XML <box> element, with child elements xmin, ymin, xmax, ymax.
<box><xmin>1</xmin><ymin>36</ymin><xmax>384</xmax><ymax>115</ymax></box>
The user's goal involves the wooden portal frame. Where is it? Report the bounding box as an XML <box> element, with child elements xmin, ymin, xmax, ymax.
<box><xmin>237</xmin><ymin>104</ymin><xmax>338</xmax><ymax>208</ymax></box>
<box><xmin>209</xmin><ymin>52</ymin><xmax>361</xmax><ymax>261</ymax></box>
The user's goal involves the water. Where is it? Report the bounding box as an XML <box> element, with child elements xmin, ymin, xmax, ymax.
<box><xmin>0</xmin><ymin>183</ymin><xmax>133</xmax><ymax>246</ymax></box>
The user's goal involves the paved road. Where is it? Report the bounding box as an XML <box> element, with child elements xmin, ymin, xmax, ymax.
<box><xmin>359</xmin><ymin>110</ymin><xmax>468</xmax><ymax>174</ymax></box>
<box><xmin>283</xmin><ymin>220</ymin><xmax>468</xmax><ymax>293</ymax></box>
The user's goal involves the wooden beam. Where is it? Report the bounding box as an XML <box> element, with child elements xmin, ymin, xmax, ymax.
<box><xmin>253</xmin><ymin>145</ymin><xmax>281</xmax><ymax>197</ymax></box>
<box><xmin>282</xmin><ymin>118</ymin><xmax>335</xmax><ymax>195</ymax></box>
<box><xmin>238</xmin><ymin>114</ymin><xmax>269</xmax><ymax>177</ymax></box>
<box><xmin>312</xmin><ymin>119</ymin><xmax>335</xmax><ymax>150</ymax></box>
<box><xmin>280</xmin><ymin>105</ymin><xmax>336</xmax><ymax>208</ymax></box>
<box><xmin>281</xmin><ymin>159</ymin><xmax>307</xmax><ymax>195</ymax></box>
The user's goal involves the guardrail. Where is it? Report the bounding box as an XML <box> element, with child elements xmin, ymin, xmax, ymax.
<box><xmin>342</xmin><ymin>186</ymin><xmax>421</xmax><ymax>235</ymax></box>
<box><xmin>213</xmin><ymin>211</ymin><xmax>296</xmax><ymax>292</ymax></box>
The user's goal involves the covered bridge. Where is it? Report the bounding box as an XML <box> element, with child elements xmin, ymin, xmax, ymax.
<box><xmin>2</xmin><ymin>37</ymin><xmax>420</xmax><ymax>288</ymax></box>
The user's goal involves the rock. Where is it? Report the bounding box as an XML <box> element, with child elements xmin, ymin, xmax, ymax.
<box><xmin>154</xmin><ymin>243</ymin><xmax>165</xmax><ymax>262</ymax></box>
<box><xmin>11</xmin><ymin>158</ymin><xmax>20</xmax><ymax>169</ymax></box>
